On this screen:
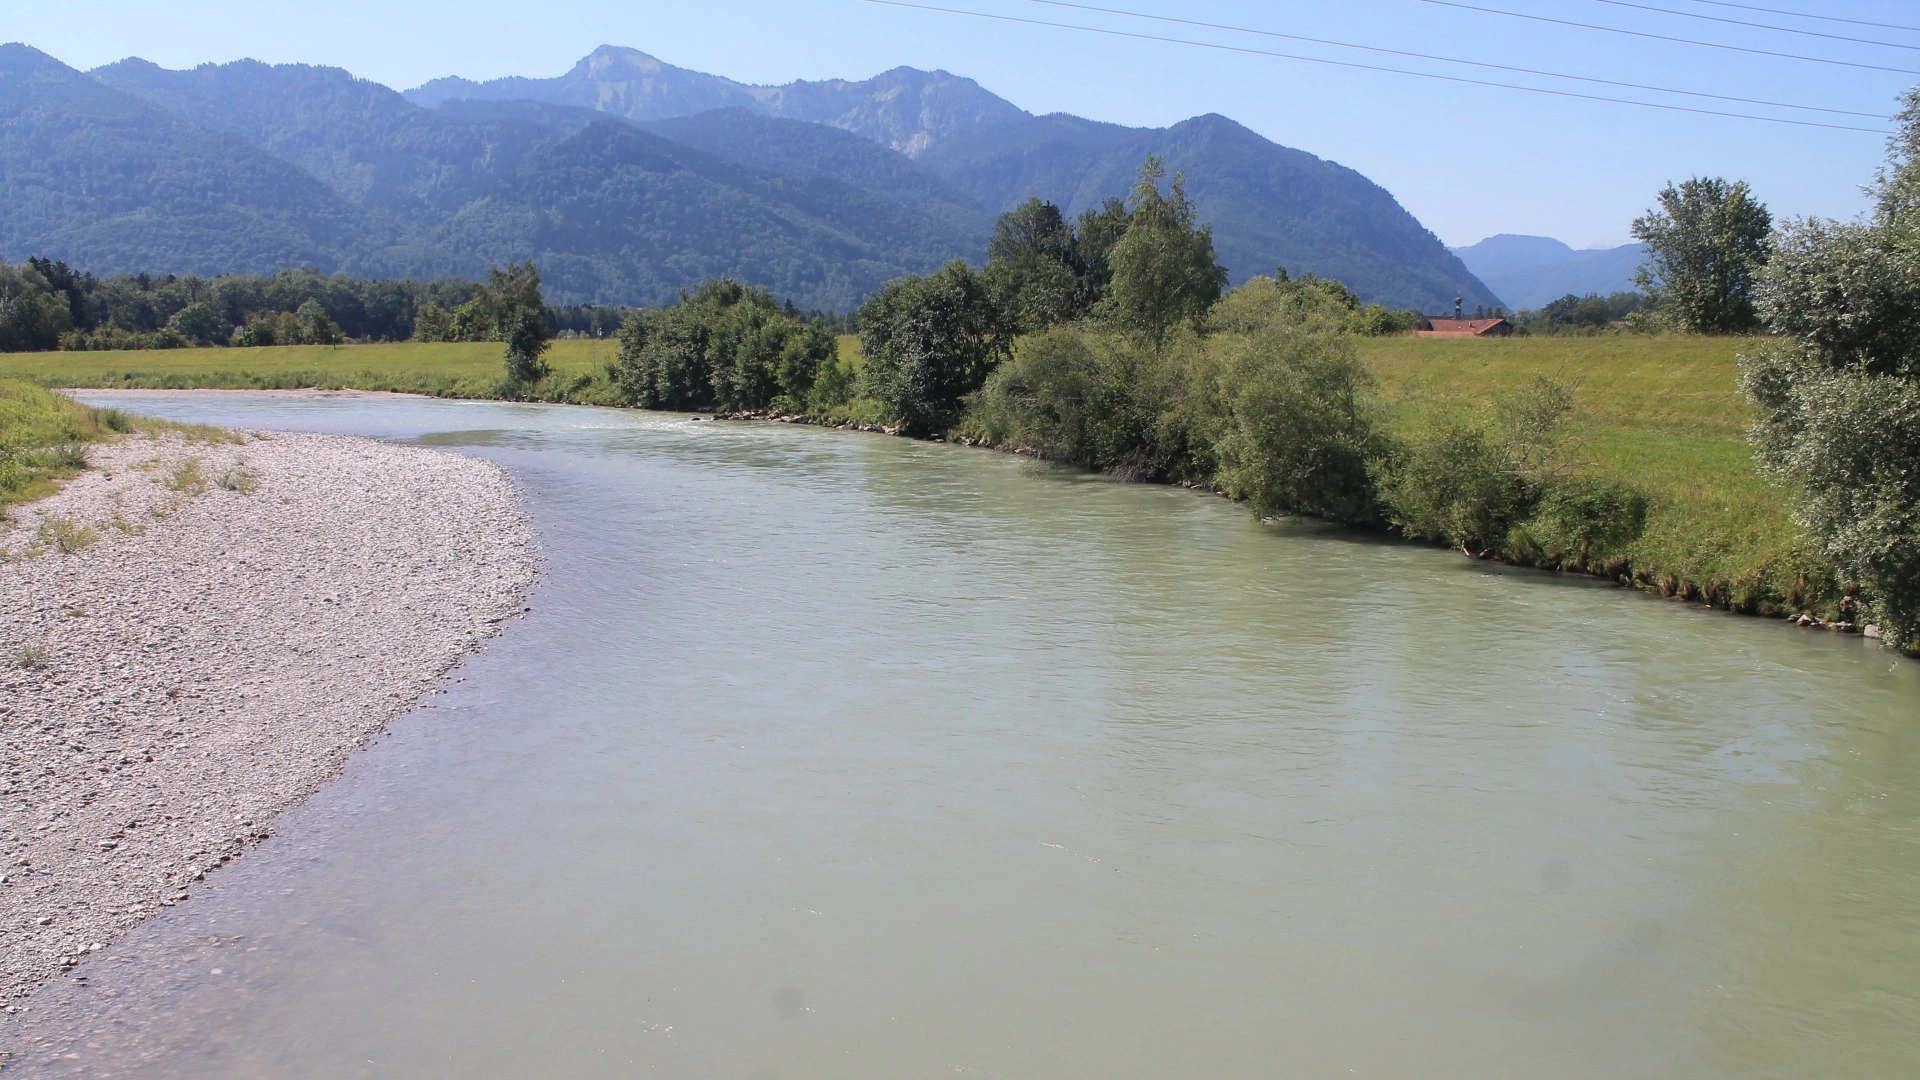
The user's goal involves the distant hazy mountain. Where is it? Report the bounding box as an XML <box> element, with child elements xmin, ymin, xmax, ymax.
<box><xmin>0</xmin><ymin>43</ymin><xmax>1498</xmax><ymax>311</ymax></box>
<box><xmin>1452</xmin><ymin>234</ymin><xmax>1646</xmax><ymax>310</ymax></box>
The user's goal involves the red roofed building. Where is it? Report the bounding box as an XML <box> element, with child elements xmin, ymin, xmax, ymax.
<box><xmin>1417</xmin><ymin>317</ymin><xmax>1513</xmax><ymax>337</ymax></box>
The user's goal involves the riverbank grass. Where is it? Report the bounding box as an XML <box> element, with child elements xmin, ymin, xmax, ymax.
<box><xmin>0</xmin><ymin>340</ymin><xmax>622</xmax><ymax>402</ymax></box>
<box><xmin>0</xmin><ymin>380</ymin><xmax>128</xmax><ymax>513</ymax></box>
<box><xmin>1354</xmin><ymin>334</ymin><xmax>1826</xmax><ymax>614</ymax></box>
<box><xmin>2</xmin><ymin>333</ymin><xmax>1826</xmax><ymax>614</ymax></box>
<box><xmin>0</xmin><ymin>379</ymin><xmax>242</xmax><ymax>515</ymax></box>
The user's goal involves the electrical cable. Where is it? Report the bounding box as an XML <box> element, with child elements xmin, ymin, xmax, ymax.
<box><xmin>1678</xmin><ymin>0</ymin><xmax>1920</xmax><ymax>34</ymax></box>
<box><xmin>1023</xmin><ymin>0</ymin><xmax>1884</xmax><ymax>118</ymax></box>
<box><xmin>859</xmin><ymin>0</ymin><xmax>1892</xmax><ymax>133</ymax></box>
<box><xmin>1418</xmin><ymin>0</ymin><xmax>1916</xmax><ymax>73</ymax></box>
<box><xmin>1589</xmin><ymin>0</ymin><xmax>1920</xmax><ymax>49</ymax></box>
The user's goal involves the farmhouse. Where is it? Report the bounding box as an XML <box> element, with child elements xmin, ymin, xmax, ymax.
<box><xmin>1416</xmin><ymin>317</ymin><xmax>1513</xmax><ymax>337</ymax></box>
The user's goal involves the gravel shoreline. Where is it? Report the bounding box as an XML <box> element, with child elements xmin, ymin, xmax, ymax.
<box><xmin>0</xmin><ymin>428</ymin><xmax>537</xmax><ymax>1009</ymax></box>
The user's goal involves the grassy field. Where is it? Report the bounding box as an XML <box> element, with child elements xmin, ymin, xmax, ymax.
<box><xmin>1355</xmin><ymin>334</ymin><xmax>1828</xmax><ymax>614</ymax></box>
<box><xmin>0</xmin><ymin>381</ymin><xmax>119</xmax><ymax>513</ymax></box>
<box><xmin>0</xmin><ymin>340</ymin><xmax>622</xmax><ymax>401</ymax></box>
<box><xmin>0</xmin><ymin>331</ymin><xmax>1832</xmax><ymax>616</ymax></box>
<box><xmin>0</xmin><ymin>380</ymin><xmax>239</xmax><ymax>517</ymax></box>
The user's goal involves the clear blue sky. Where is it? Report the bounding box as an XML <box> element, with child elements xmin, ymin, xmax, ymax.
<box><xmin>6</xmin><ymin>0</ymin><xmax>1913</xmax><ymax>248</ymax></box>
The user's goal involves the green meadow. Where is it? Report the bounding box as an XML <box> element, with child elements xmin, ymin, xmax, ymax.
<box><xmin>1354</xmin><ymin>334</ymin><xmax>1825</xmax><ymax>613</ymax></box>
<box><xmin>0</xmin><ymin>332</ymin><xmax>1831</xmax><ymax>616</ymax></box>
<box><xmin>0</xmin><ymin>340</ymin><xmax>621</xmax><ymax>401</ymax></box>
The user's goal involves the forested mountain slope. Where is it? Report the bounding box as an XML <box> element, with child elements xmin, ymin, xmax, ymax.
<box><xmin>917</xmin><ymin>112</ymin><xmax>1497</xmax><ymax>312</ymax></box>
<box><xmin>0</xmin><ymin>45</ymin><xmax>371</xmax><ymax>276</ymax></box>
<box><xmin>406</xmin><ymin>46</ymin><xmax>1495</xmax><ymax>310</ymax></box>
<box><xmin>0</xmin><ymin>43</ymin><xmax>1496</xmax><ymax>311</ymax></box>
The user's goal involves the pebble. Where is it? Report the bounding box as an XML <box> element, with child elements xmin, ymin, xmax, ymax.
<box><xmin>0</xmin><ymin>428</ymin><xmax>538</xmax><ymax>1004</ymax></box>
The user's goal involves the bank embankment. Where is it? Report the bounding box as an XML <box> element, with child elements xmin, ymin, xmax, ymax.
<box><xmin>0</xmin><ymin>424</ymin><xmax>537</xmax><ymax>1007</ymax></box>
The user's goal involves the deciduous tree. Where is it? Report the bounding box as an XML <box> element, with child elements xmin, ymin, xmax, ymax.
<box><xmin>1631</xmin><ymin>177</ymin><xmax>1771</xmax><ymax>333</ymax></box>
<box><xmin>1741</xmin><ymin>90</ymin><xmax>1920</xmax><ymax>649</ymax></box>
<box><xmin>1101</xmin><ymin>156</ymin><xmax>1228</xmax><ymax>351</ymax></box>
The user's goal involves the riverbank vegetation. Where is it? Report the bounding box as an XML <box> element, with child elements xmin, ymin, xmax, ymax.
<box><xmin>0</xmin><ymin>380</ymin><xmax>241</xmax><ymax>516</ymax></box>
<box><xmin>0</xmin><ymin>380</ymin><xmax>131</xmax><ymax>513</ymax></box>
<box><xmin>6</xmin><ymin>125</ymin><xmax>1917</xmax><ymax>650</ymax></box>
<box><xmin>0</xmin><ymin>259</ymin><xmax>630</xmax><ymax>353</ymax></box>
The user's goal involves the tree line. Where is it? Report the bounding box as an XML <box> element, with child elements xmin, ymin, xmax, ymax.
<box><xmin>0</xmin><ymin>261</ymin><xmax>628</xmax><ymax>353</ymax></box>
<box><xmin>591</xmin><ymin>139</ymin><xmax>1916</xmax><ymax>652</ymax></box>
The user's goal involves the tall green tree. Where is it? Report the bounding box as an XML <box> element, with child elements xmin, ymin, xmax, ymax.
<box><xmin>858</xmin><ymin>261</ymin><xmax>1010</xmax><ymax>435</ymax></box>
<box><xmin>1631</xmin><ymin>177</ymin><xmax>1772</xmax><ymax>333</ymax></box>
<box><xmin>488</xmin><ymin>262</ymin><xmax>551</xmax><ymax>384</ymax></box>
<box><xmin>612</xmin><ymin>279</ymin><xmax>830</xmax><ymax>412</ymax></box>
<box><xmin>1741</xmin><ymin>90</ymin><xmax>1920</xmax><ymax>650</ymax></box>
<box><xmin>983</xmin><ymin>198</ymin><xmax>1082</xmax><ymax>333</ymax></box>
<box><xmin>1101</xmin><ymin>156</ymin><xmax>1228</xmax><ymax>351</ymax></box>
<box><xmin>1073</xmin><ymin>198</ymin><xmax>1131</xmax><ymax>312</ymax></box>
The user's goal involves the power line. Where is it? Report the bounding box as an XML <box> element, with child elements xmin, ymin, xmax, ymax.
<box><xmin>1418</xmin><ymin>0</ymin><xmax>1917</xmax><ymax>73</ymax></box>
<box><xmin>1023</xmin><ymin>0</ymin><xmax>1884</xmax><ymax>118</ymax></box>
<box><xmin>1589</xmin><ymin>0</ymin><xmax>1920</xmax><ymax>49</ymax></box>
<box><xmin>859</xmin><ymin>0</ymin><xmax>1892</xmax><ymax>133</ymax></box>
<box><xmin>1679</xmin><ymin>0</ymin><xmax>1920</xmax><ymax>34</ymax></box>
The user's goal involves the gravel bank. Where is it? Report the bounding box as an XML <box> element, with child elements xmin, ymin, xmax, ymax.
<box><xmin>0</xmin><ymin>428</ymin><xmax>537</xmax><ymax>1008</ymax></box>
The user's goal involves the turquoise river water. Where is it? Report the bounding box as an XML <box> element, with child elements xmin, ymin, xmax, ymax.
<box><xmin>8</xmin><ymin>393</ymin><xmax>1919</xmax><ymax>1078</ymax></box>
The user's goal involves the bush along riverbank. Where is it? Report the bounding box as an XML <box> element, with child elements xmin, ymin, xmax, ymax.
<box><xmin>597</xmin><ymin>154</ymin><xmax>1909</xmax><ymax>653</ymax></box>
<box><xmin>8</xmin><ymin>147</ymin><xmax>1912</xmax><ymax>653</ymax></box>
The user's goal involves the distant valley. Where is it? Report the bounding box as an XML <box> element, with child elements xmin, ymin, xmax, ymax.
<box><xmin>0</xmin><ymin>43</ymin><xmax>1499</xmax><ymax>312</ymax></box>
<box><xmin>1452</xmin><ymin>234</ymin><xmax>1646</xmax><ymax>311</ymax></box>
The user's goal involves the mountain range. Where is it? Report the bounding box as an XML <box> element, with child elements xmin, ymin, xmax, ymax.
<box><xmin>1451</xmin><ymin>234</ymin><xmax>1646</xmax><ymax>311</ymax></box>
<box><xmin>0</xmin><ymin>42</ymin><xmax>1500</xmax><ymax>312</ymax></box>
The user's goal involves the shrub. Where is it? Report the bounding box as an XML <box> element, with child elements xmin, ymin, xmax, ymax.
<box><xmin>968</xmin><ymin>327</ymin><xmax>1203</xmax><ymax>480</ymax></box>
<box><xmin>1521</xmin><ymin>475</ymin><xmax>1650</xmax><ymax>570</ymax></box>
<box><xmin>613</xmin><ymin>280</ymin><xmax>830</xmax><ymax>413</ymax></box>
<box><xmin>1374</xmin><ymin>376</ymin><xmax>1575</xmax><ymax>554</ymax></box>
<box><xmin>859</xmin><ymin>261</ymin><xmax>1010</xmax><ymax>435</ymax></box>
<box><xmin>1213</xmin><ymin>330</ymin><xmax>1391</xmax><ymax>523</ymax></box>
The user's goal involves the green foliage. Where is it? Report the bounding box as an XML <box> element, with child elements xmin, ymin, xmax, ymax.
<box><xmin>0</xmin><ymin>255</ymin><xmax>520</xmax><ymax>352</ymax></box>
<box><xmin>1515</xmin><ymin>291</ymin><xmax>1651</xmax><ymax>335</ymax></box>
<box><xmin>482</xmin><ymin>262</ymin><xmax>551</xmax><ymax>384</ymax></box>
<box><xmin>1374</xmin><ymin>376</ymin><xmax>1575</xmax><ymax>553</ymax></box>
<box><xmin>1631</xmin><ymin>176</ymin><xmax>1772</xmax><ymax>334</ymax></box>
<box><xmin>294</xmin><ymin>299</ymin><xmax>344</xmax><ymax>346</ymax></box>
<box><xmin>1745</xmin><ymin>348</ymin><xmax>1920</xmax><ymax>646</ymax></box>
<box><xmin>612</xmin><ymin>279</ymin><xmax>833</xmax><ymax>412</ymax></box>
<box><xmin>970</xmin><ymin>322</ymin><xmax>1391</xmax><ymax>520</ymax></box>
<box><xmin>164</xmin><ymin>302</ymin><xmax>222</xmax><ymax>345</ymax></box>
<box><xmin>1520</xmin><ymin>476</ymin><xmax>1650</xmax><ymax>570</ymax></box>
<box><xmin>1208</xmin><ymin>271</ymin><xmax>1420</xmax><ymax>339</ymax></box>
<box><xmin>1214</xmin><ymin>330</ymin><xmax>1392</xmax><ymax>523</ymax></box>
<box><xmin>1757</xmin><ymin>218</ymin><xmax>1920</xmax><ymax>378</ymax></box>
<box><xmin>858</xmin><ymin>261</ymin><xmax>1010</xmax><ymax>435</ymax></box>
<box><xmin>976</xmin><ymin>196</ymin><xmax>1141</xmax><ymax>337</ymax></box>
<box><xmin>413</xmin><ymin>301</ymin><xmax>454</xmax><ymax>342</ymax></box>
<box><xmin>969</xmin><ymin>327</ymin><xmax>1183</xmax><ymax>477</ymax></box>
<box><xmin>1100</xmin><ymin>156</ymin><xmax>1228</xmax><ymax>351</ymax></box>
<box><xmin>808</xmin><ymin>354</ymin><xmax>859</xmax><ymax>413</ymax></box>
<box><xmin>1739</xmin><ymin>90</ymin><xmax>1920</xmax><ymax>649</ymax></box>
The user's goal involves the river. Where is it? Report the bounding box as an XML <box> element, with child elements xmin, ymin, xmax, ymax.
<box><xmin>12</xmin><ymin>393</ymin><xmax>1920</xmax><ymax>1077</ymax></box>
